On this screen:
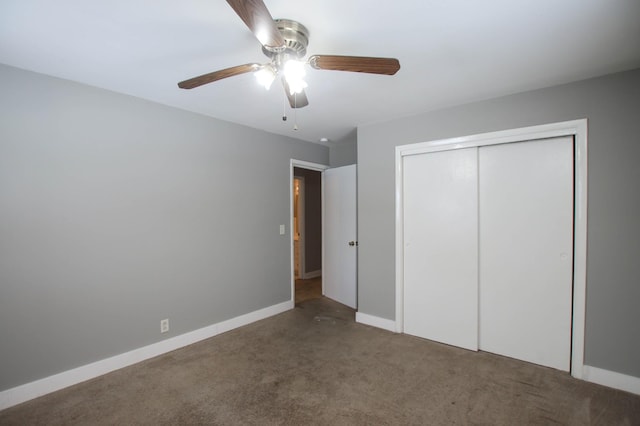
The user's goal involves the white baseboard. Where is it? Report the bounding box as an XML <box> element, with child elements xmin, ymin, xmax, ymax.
<box><xmin>0</xmin><ymin>300</ymin><xmax>293</xmax><ymax>411</ymax></box>
<box><xmin>302</xmin><ymin>270</ymin><xmax>321</xmax><ymax>279</ymax></box>
<box><xmin>355</xmin><ymin>312</ymin><xmax>397</xmax><ymax>333</ymax></box>
<box><xmin>582</xmin><ymin>365</ymin><xmax>640</xmax><ymax>395</ymax></box>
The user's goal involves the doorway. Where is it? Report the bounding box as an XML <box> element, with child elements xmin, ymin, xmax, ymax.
<box><xmin>290</xmin><ymin>160</ymin><xmax>358</xmax><ymax>308</ymax></box>
<box><xmin>292</xmin><ymin>163</ymin><xmax>324</xmax><ymax>304</ymax></box>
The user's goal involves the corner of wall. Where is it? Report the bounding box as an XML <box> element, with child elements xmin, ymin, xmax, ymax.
<box><xmin>329</xmin><ymin>129</ymin><xmax>358</xmax><ymax>167</ymax></box>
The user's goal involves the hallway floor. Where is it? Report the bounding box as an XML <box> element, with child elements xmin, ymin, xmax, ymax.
<box><xmin>295</xmin><ymin>276</ymin><xmax>322</xmax><ymax>304</ymax></box>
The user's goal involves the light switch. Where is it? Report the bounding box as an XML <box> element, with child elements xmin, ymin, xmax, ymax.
<box><xmin>279</xmin><ymin>224</ymin><xmax>285</xmax><ymax>235</ymax></box>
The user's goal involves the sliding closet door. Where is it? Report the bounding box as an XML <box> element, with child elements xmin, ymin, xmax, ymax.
<box><xmin>403</xmin><ymin>148</ymin><xmax>478</xmax><ymax>351</ymax></box>
<box><xmin>478</xmin><ymin>137</ymin><xmax>574</xmax><ymax>371</ymax></box>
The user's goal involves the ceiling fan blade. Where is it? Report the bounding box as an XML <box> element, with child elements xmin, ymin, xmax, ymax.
<box><xmin>282</xmin><ymin>78</ymin><xmax>309</xmax><ymax>108</ymax></box>
<box><xmin>309</xmin><ymin>55</ymin><xmax>400</xmax><ymax>75</ymax></box>
<box><xmin>226</xmin><ymin>0</ymin><xmax>285</xmax><ymax>50</ymax></box>
<box><xmin>178</xmin><ymin>63</ymin><xmax>260</xmax><ymax>89</ymax></box>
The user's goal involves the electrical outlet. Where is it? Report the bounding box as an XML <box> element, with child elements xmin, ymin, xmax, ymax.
<box><xmin>160</xmin><ymin>318</ymin><xmax>169</xmax><ymax>333</ymax></box>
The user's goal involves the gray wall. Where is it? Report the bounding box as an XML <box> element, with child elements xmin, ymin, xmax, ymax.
<box><xmin>293</xmin><ymin>168</ymin><xmax>322</xmax><ymax>273</ymax></box>
<box><xmin>329</xmin><ymin>129</ymin><xmax>357</xmax><ymax>167</ymax></box>
<box><xmin>358</xmin><ymin>68</ymin><xmax>640</xmax><ymax>378</ymax></box>
<box><xmin>0</xmin><ymin>64</ymin><xmax>328</xmax><ymax>391</ymax></box>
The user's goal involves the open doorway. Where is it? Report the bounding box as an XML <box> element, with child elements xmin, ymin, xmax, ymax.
<box><xmin>292</xmin><ymin>165</ymin><xmax>323</xmax><ymax>304</ymax></box>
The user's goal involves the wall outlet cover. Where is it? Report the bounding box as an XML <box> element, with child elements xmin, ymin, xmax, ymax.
<box><xmin>160</xmin><ymin>319</ymin><xmax>169</xmax><ymax>333</ymax></box>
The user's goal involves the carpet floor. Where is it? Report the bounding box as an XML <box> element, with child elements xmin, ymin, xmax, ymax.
<box><xmin>1</xmin><ymin>296</ymin><xmax>638</xmax><ymax>425</ymax></box>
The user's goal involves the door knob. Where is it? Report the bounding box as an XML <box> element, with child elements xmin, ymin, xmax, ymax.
<box><xmin>348</xmin><ymin>241</ymin><xmax>358</xmax><ymax>246</ymax></box>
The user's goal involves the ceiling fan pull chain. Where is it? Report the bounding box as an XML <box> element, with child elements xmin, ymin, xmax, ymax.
<box><xmin>282</xmin><ymin>89</ymin><xmax>287</xmax><ymax>121</ymax></box>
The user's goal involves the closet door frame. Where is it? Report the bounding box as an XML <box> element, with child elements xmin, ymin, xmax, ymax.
<box><xmin>394</xmin><ymin>119</ymin><xmax>588</xmax><ymax>379</ymax></box>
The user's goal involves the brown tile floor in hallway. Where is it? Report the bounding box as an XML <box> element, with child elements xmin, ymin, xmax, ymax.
<box><xmin>1</xmin><ymin>296</ymin><xmax>639</xmax><ymax>425</ymax></box>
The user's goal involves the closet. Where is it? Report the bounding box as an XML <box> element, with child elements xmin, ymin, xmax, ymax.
<box><xmin>402</xmin><ymin>136</ymin><xmax>574</xmax><ymax>371</ymax></box>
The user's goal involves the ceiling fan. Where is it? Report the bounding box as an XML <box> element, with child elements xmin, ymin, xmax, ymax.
<box><xmin>177</xmin><ymin>0</ymin><xmax>401</xmax><ymax>109</ymax></box>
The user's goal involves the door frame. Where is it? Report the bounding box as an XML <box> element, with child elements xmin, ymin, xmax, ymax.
<box><xmin>394</xmin><ymin>119</ymin><xmax>588</xmax><ymax>379</ymax></box>
<box><xmin>290</xmin><ymin>159</ymin><xmax>328</xmax><ymax>302</ymax></box>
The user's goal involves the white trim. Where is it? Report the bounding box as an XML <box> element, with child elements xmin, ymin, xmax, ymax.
<box><xmin>395</xmin><ymin>119</ymin><xmax>588</xmax><ymax>378</ymax></box>
<box><xmin>355</xmin><ymin>312</ymin><xmax>396</xmax><ymax>333</ymax></box>
<box><xmin>395</xmin><ymin>146</ymin><xmax>405</xmax><ymax>334</ymax></box>
<box><xmin>583</xmin><ymin>365</ymin><xmax>640</xmax><ymax>395</ymax></box>
<box><xmin>290</xmin><ymin>159</ymin><xmax>329</xmax><ymax>302</ymax></box>
<box><xmin>290</xmin><ymin>159</ymin><xmax>329</xmax><ymax>172</ymax></box>
<box><xmin>0</xmin><ymin>300</ymin><xmax>292</xmax><ymax>411</ymax></box>
<box><xmin>396</xmin><ymin>120</ymin><xmax>587</xmax><ymax>156</ymax></box>
<box><xmin>303</xmin><ymin>269</ymin><xmax>322</xmax><ymax>279</ymax></box>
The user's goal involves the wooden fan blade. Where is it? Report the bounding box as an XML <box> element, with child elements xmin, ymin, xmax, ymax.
<box><xmin>309</xmin><ymin>55</ymin><xmax>400</xmax><ymax>75</ymax></box>
<box><xmin>282</xmin><ymin>78</ymin><xmax>309</xmax><ymax>108</ymax></box>
<box><xmin>178</xmin><ymin>63</ymin><xmax>259</xmax><ymax>89</ymax></box>
<box><xmin>226</xmin><ymin>0</ymin><xmax>285</xmax><ymax>49</ymax></box>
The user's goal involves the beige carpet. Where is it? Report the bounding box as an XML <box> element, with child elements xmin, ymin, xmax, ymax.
<box><xmin>1</xmin><ymin>296</ymin><xmax>639</xmax><ymax>425</ymax></box>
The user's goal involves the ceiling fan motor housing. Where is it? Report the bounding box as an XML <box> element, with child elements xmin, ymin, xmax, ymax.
<box><xmin>262</xmin><ymin>19</ymin><xmax>310</xmax><ymax>59</ymax></box>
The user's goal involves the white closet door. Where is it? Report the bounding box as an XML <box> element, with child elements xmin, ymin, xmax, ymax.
<box><xmin>403</xmin><ymin>148</ymin><xmax>478</xmax><ymax>351</ymax></box>
<box><xmin>478</xmin><ymin>137</ymin><xmax>574</xmax><ymax>371</ymax></box>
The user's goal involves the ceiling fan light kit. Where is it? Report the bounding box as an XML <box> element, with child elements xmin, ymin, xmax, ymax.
<box><xmin>254</xmin><ymin>64</ymin><xmax>277</xmax><ymax>89</ymax></box>
<box><xmin>178</xmin><ymin>0</ymin><xmax>400</xmax><ymax>116</ymax></box>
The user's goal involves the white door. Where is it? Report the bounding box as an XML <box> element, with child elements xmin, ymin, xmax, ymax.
<box><xmin>479</xmin><ymin>137</ymin><xmax>574</xmax><ymax>371</ymax></box>
<box><xmin>324</xmin><ymin>165</ymin><xmax>357</xmax><ymax>308</ymax></box>
<box><xmin>403</xmin><ymin>148</ymin><xmax>479</xmax><ymax>350</ymax></box>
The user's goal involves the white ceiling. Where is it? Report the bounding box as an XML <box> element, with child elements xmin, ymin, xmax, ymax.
<box><xmin>1</xmin><ymin>0</ymin><xmax>639</xmax><ymax>144</ymax></box>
